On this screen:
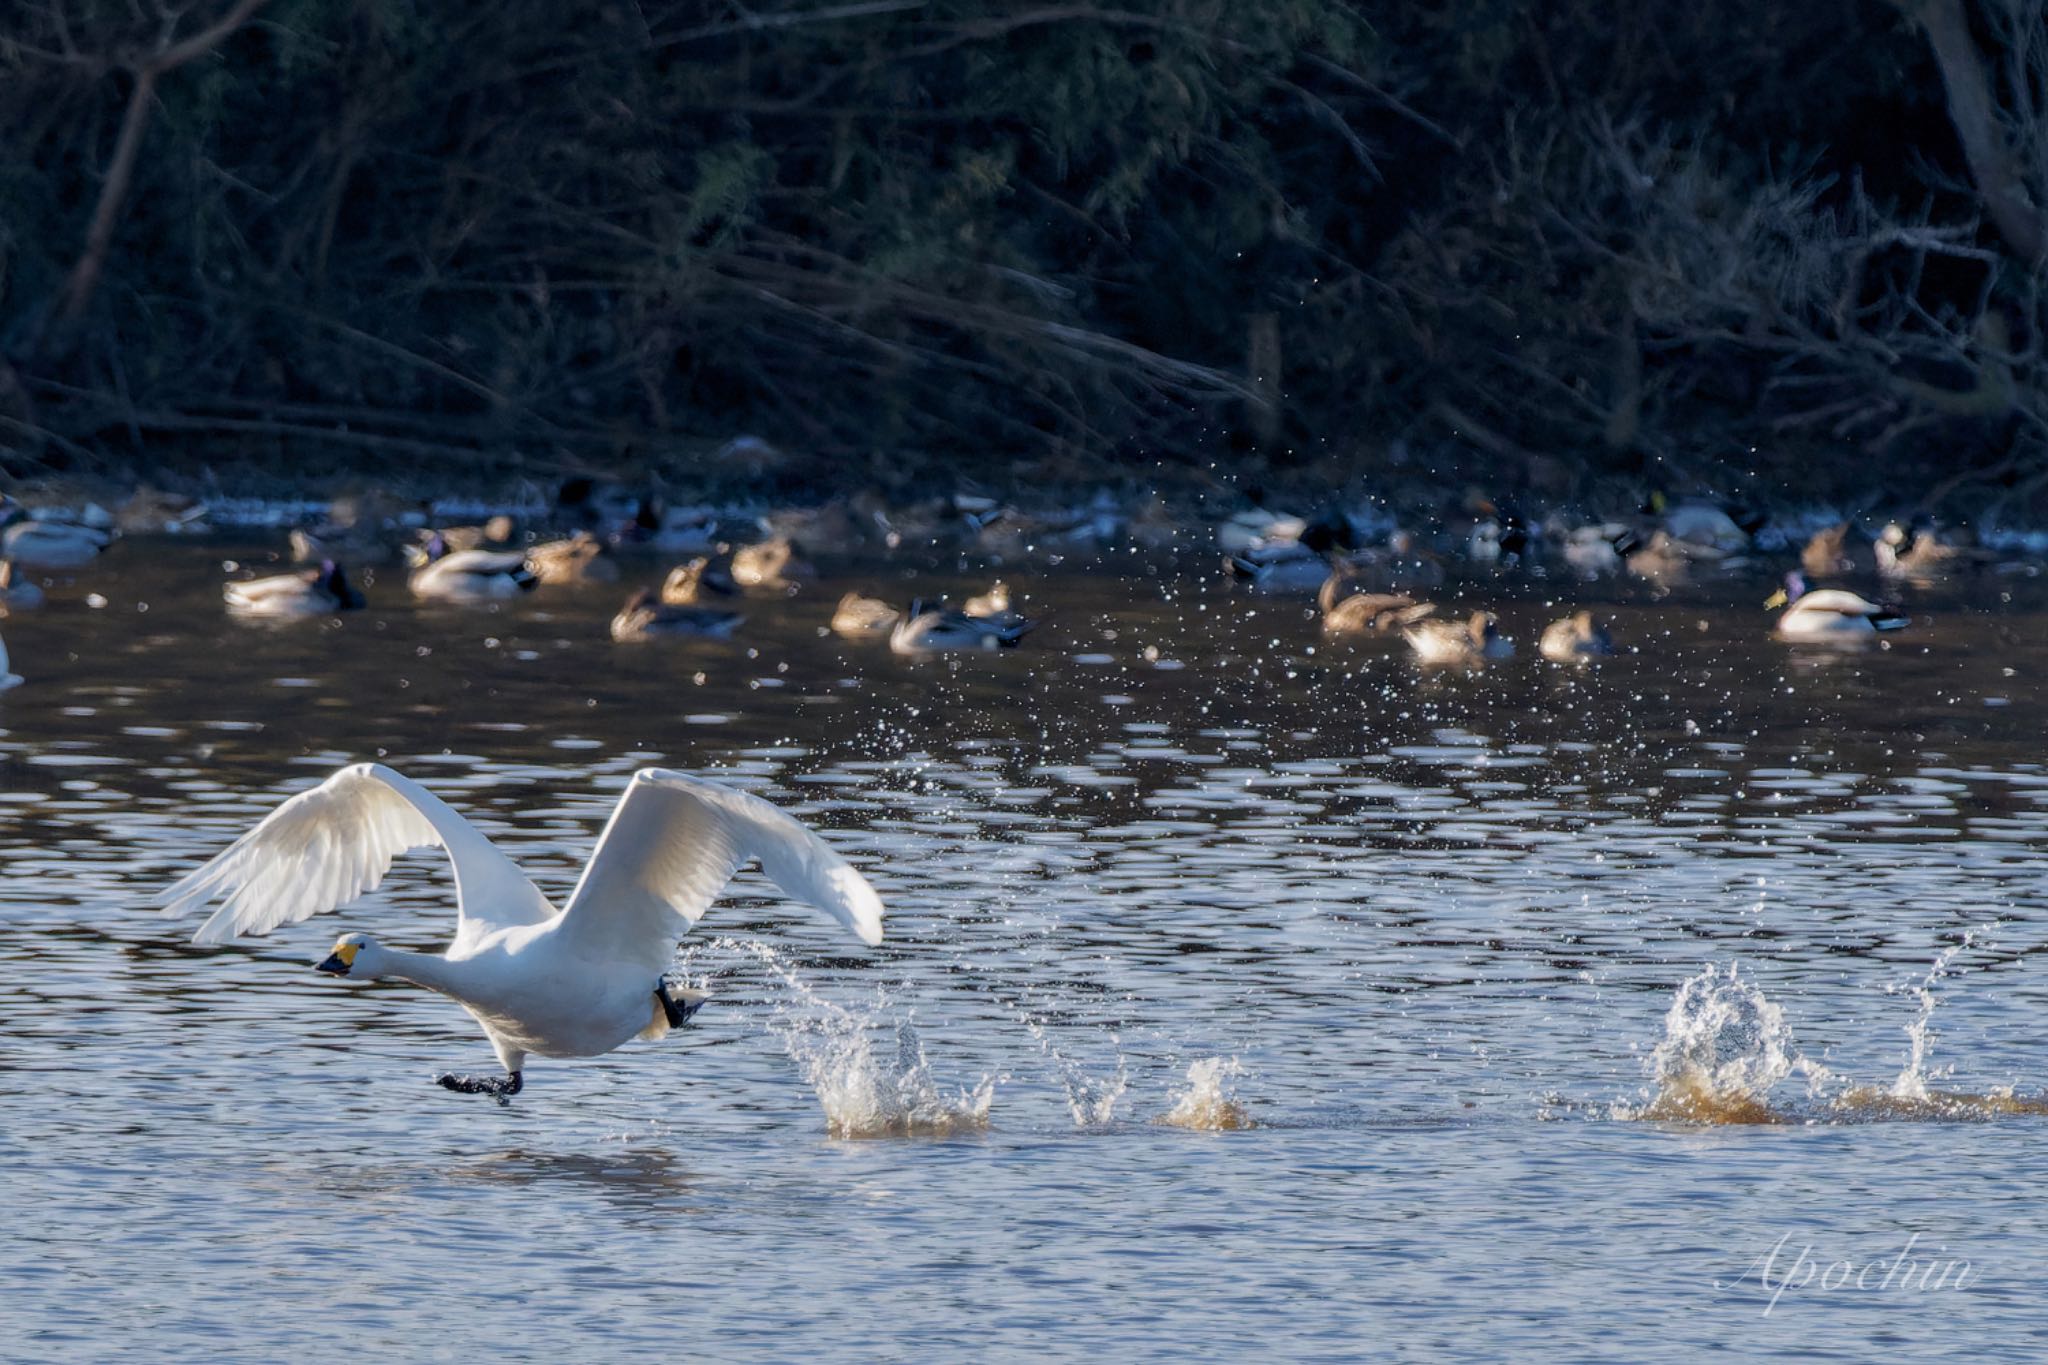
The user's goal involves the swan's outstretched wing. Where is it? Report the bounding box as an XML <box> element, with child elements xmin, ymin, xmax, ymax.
<box><xmin>559</xmin><ymin>771</ymin><xmax>882</xmax><ymax>964</ymax></box>
<box><xmin>160</xmin><ymin>763</ymin><xmax>555</xmax><ymax>945</ymax></box>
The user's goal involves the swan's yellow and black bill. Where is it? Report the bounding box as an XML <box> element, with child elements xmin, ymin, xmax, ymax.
<box><xmin>315</xmin><ymin>941</ymin><xmax>358</xmax><ymax>975</ymax></box>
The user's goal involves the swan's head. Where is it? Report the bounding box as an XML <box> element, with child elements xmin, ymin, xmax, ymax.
<box><xmin>316</xmin><ymin>932</ymin><xmax>380</xmax><ymax>978</ymax></box>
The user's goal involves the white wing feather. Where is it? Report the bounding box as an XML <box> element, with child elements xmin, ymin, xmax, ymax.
<box><xmin>559</xmin><ymin>770</ymin><xmax>883</xmax><ymax>966</ymax></box>
<box><xmin>159</xmin><ymin>763</ymin><xmax>555</xmax><ymax>945</ymax></box>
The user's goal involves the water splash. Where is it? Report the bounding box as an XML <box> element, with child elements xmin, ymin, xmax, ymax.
<box><xmin>1625</xmin><ymin>949</ymin><xmax>2048</xmax><ymax>1124</ymax></box>
<box><xmin>781</xmin><ymin>1012</ymin><xmax>995</xmax><ymax>1139</ymax></box>
<box><xmin>702</xmin><ymin>937</ymin><xmax>994</xmax><ymax>1139</ymax></box>
<box><xmin>1886</xmin><ymin>934</ymin><xmax>1973</xmax><ymax>1103</ymax></box>
<box><xmin>1827</xmin><ymin>931</ymin><xmax>2048</xmax><ymax>1119</ymax></box>
<box><xmin>1022</xmin><ymin>1015</ymin><xmax>1127</xmax><ymax>1128</ymax></box>
<box><xmin>1160</xmin><ymin>1056</ymin><xmax>1256</xmax><ymax>1130</ymax></box>
<box><xmin>1623</xmin><ymin>964</ymin><xmax>1827</xmax><ymax>1123</ymax></box>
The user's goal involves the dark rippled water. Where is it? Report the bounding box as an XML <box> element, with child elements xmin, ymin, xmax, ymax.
<box><xmin>5</xmin><ymin>533</ymin><xmax>2048</xmax><ymax>1358</ymax></box>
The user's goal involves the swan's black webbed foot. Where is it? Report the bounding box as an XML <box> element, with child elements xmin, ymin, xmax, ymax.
<box><xmin>656</xmin><ymin>979</ymin><xmax>705</xmax><ymax>1029</ymax></box>
<box><xmin>437</xmin><ymin>1070</ymin><xmax>523</xmax><ymax>1104</ymax></box>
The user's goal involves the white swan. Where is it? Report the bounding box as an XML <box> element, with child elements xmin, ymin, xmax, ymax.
<box><xmin>160</xmin><ymin>764</ymin><xmax>883</xmax><ymax>1097</ymax></box>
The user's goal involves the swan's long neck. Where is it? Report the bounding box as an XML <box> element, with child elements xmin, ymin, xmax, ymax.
<box><xmin>366</xmin><ymin>945</ymin><xmax>466</xmax><ymax>998</ymax></box>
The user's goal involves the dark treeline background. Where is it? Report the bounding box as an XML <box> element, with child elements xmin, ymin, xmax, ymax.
<box><xmin>3</xmin><ymin>0</ymin><xmax>2047</xmax><ymax>508</ymax></box>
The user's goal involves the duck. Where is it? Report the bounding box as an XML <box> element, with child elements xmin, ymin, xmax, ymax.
<box><xmin>1800</xmin><ymin>522</ymin><xmax>1867</xmax><ymax>578</ymax></box>
<box><xmin>225</xmin><ymin>561</ymin><xmax>366</xmax><ymax>618</ymax></box>
<box><xmin>961</xmin><ymin>579</ymin><xmax>1030</xmax><ymax>629</ymax></box>
<box><xmin>830</xmin><ymin>592</ymin><xmax>901</xmax><ymax>639</ymax></box>
<box><xmin>1560</xmin><ymin>523</ymin><xmax>1632</xmax><ymax>578</ymax></box>
<box><xmin>1652</xmin><ymin>492</ymin><xmax>1760</xmax><ymax>554</ymax></box>
<box><xmin>1404</xmin><ymin>611</ymin><xmax>1514</xmax><ymax>664</ymax></box>
<box><xmin>431</xmin><ymin>515</ymin><xmax>520</xmax><ymax>554</ymax></box>
<box><xmin>407</xmin><ymin>535</ymin><xmax>538</xmax><ymax>602</ymax></box>
<box><xmin>618</xmin><ymin>499</ymin><xmax>722</xmax><ymax>556</ymax></box>
<box><xmin>158</xmin><ymin>764</ymin><xmax>883</xmax><ymax>1099</ymax></box>
<box><xmin>1538</xmin><ymin>610</ymin><xmax>1615</xmax><ymax>662</ymax></box>
<box><xmin>1875</xmin><ymin>522</ymin><xmax>1984</xmax><ymax>586</ymax></box>
<box><xmin>889</xmin><ymin>600</ymin><xmax>1034</xmax><ymax>654</ymax></box>
<box><xmin>0</xmin><ymin>631</ymin><xmax>19</xmax><ymax>690</ymax></box>
<box><xmin>526</xmin><ymin>531</ymin><xmax>616</xmax><ymax>585</ymax></box>
<box><xmin>1224</xmin><ymin>543</ymin><xmax>1331</xmax><ymax>593</ymax></box>
<box><xmin>610</xmin><ymin>587</ymin><xmax>744</xmax><ymax>641</ymax></box>
<box><xmin>962</xmin><ymin>580</ymin><xmax>1012</xmax><ymax>619</ymax></box>
<box><xmin>660</xmin><ymin>556</ymin><xmax>741</xmax><ymax>605</ymax></box>
<box><xmin>1766</xmin><ymin>571</ymin><xmax>1907</xmax><ymax>640</ymax></box>
<box><xmin>291</xmin><ymin>523</ymin><xmax>397</xmax><ymax>565</ymax></box>
<box><xmin>729</xmin><ymin>535</ymin><xmax>813</xmax><ymax>590</ymax></box>
<box><xmin>1463</xmin><ymin>499</ymin><xmax>1531</xmax><ymax>566</ymax></box>
<box><xmin>0</xmin><ymin>562</ymin><xmax>44</xmax><ymax>612</ymax></box>
<box><xmin>0</xmin><ymin>505</ymin><xmax>111</xmax><ymax>569</ymax></box>
<box><xmin>1620</xmin><ymin>529</ymin><xmax>1724</xmax><ymax>587</ymax></box>
<box><xmin>1323</xmin><ymin>592</ymin><xmax>1437</xmax><ymax>634</ymax></box>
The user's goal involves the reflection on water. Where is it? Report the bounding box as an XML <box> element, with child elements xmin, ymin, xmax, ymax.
<box><xmin>5</xmin><ymin>535</ymin><xmax>2048</xmax><ymax>1351</ymax></box>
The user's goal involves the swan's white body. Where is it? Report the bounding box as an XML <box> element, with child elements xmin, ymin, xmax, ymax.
<box><xmin>161</xmin><ymin>764</ymin><xmax>883</xmax><ymax>1080</ymax></box>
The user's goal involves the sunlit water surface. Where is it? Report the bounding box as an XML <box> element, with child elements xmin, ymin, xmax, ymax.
<box><xmin>6</xmin><ymin>536</ymin><xmax>2048</xmax><ymax>1358</ymax></box>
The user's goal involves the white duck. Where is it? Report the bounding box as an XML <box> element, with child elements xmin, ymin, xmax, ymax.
<box><xmin>1765</xmin><ymin>571</ymin><xmax>1907</xmax><ymax>640</ymax></box>
<box><xmin>160</xmin><ymin>765</ymin><xmax>883</xmax><ymax>1098</ymax></box>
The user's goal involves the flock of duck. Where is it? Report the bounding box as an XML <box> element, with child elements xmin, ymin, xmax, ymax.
<box><xmin>0</xmin><ymin>480</ymin><xmax>2017</xmax><ymax>1099</ymax></box>
<box><xmin>0</xmin><ymin>483</ymin><xmax>2013</xmax><ymax>684</ymax></box>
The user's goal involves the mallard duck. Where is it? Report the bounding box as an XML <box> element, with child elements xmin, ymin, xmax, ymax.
<box><xmin>1216</xmin><ymin>508</ymin><xmax>1309</xmax><ymax>555</ymax></box>
<box><xmin>225</xmin><ymin>561</ymin><xmax>366</xmax><ymax>618</ymax></box>
<box><xmin>1652</xmin><ymin>492</ymin><xmax>1760</xmax><ymax>553</ymax></box>
<box><xmin>1404</xmin><ymin>611</ymin><xmax>1514</xmax><ymax>664</ymax></box>
<box><xmin>660</xmin><ymin>556</ymin><xmax>740</xmax><ymax>605</ymax></box>
<box><xmin>115</xmin><ymin>488</ymin><xmax>210</xmax><ymax>535</ymax></box>
<box><xmin>889</xmin><ymin>600</ymin><xmax>1034</xmax><ymax>654</ymax></box>
<box><xmin>1225</xmin><ymin>544</ymin><xmax>1331</xmax><ymax>593</ymax></box>
<box><xmin>1620</xmin><ymin>529</ymin><xmax>1725</xmax><ymax>587</ymax></box>
<box><xmin>407</xmin><ymin>535</ymin><xmax>538</xmax><ymax>602</ymax></box>
<box><xmin>616</xmin><ymin>499</ymin><xmax>721</xmax><ymax>556</ymax></box>
<box><xmin>1323</xmin><ymin>592</ymin><xmax>1437</xmax><ymax>634</ymax></box>
<box><xmin>1538</xmin><ymin>610</ymin><xmax>1614</xmax><ymax>662</ymax></box>
<box><xmin>1874</xmin><ymin>522</ymin><xmax>1987</xmax><ymax>585</ymax></box>
<box><xmin>1561</xmin><ymin>524</ymin><xmax>1631</xmax><ymax>578</ymax></box>
<box><xmin>610</xmin><ymin>588</ymin><xmax>744</xmax><ymax>641</ymax></box>
<box><xmin>427</xmin><ymin>515</ymin><xmax>520</xmax><ymax>555</ymax></box>
<box><xmin>962</xmin><ymin>580</ymin><xmax>1012</xmax><ymax>618</ymax></box>
<box><xmin>1800</xmin><ymin>522</ymin><xmax>1866</xmax><ymax>578</ymax></box>
<box><xmin>158</xmin><ymin>764</ymin><xmax>881</xmax><ymax>1099</ymax></box>
<box><xmin>0</xmin><ymin>562</ymin><xmax>44</xmax><ymax>612</ymax></box>
<box><xmin>526</xmin><ymin>531</ymin><xmax>616</xmax><ymax>585</ymax></box>
<box><xmin>0</xmin><ymin>508</ymin><xmax>111</xmax><ymax>569</ymax></box>
<box><xmin>730</xmin><ymin>535</ymin><xmax>813</xmax><ymax>590</ymax></box>
<box><xmin>1766</xmin><ymin>571</ymin><xmax>1907</xmax><ymax>640</ymax></box>
<box><xmin>831</xmin><ymin>592</ymin><xmax>901</xmax><ymax>639</ymax></box>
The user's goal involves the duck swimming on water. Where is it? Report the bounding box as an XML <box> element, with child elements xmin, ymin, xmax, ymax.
<box><xmin>160</xmin><ymin>765</ymin><xmax>883</xmax><ymax>1099</ymax></box>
